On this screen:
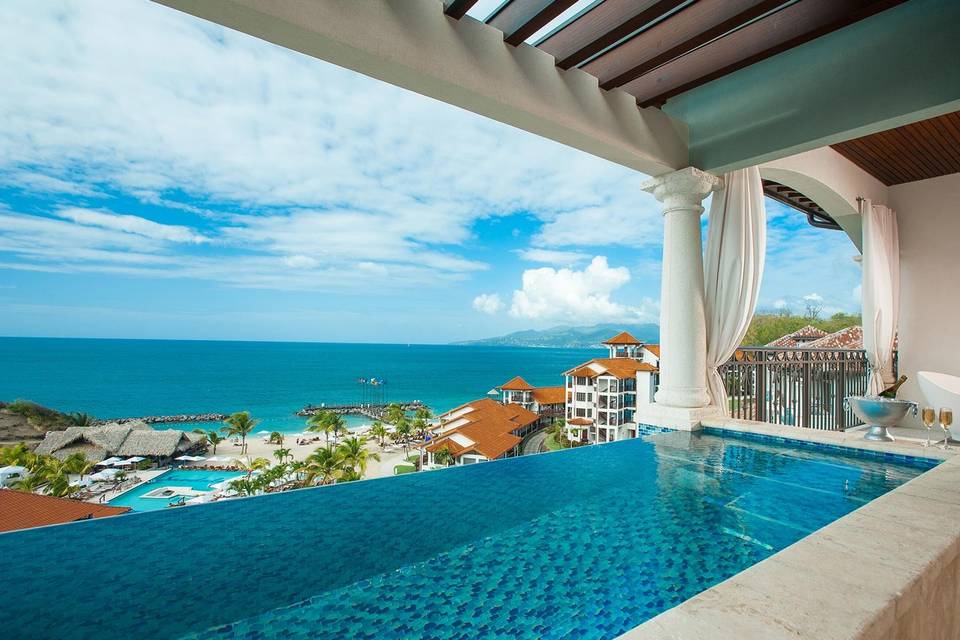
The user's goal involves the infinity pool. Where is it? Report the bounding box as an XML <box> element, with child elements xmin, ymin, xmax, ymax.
<box><xmin>0</xmin><ymin>428</ymin><xmax>937</xmax><ymax>640</ymax></box>
<box><xmin>108</xmin><ymin>469</ymin><xmax>244</xmax><ymax>512</ymax></box>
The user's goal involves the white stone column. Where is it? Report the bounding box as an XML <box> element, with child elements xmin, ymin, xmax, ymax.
<box><xmin>642</xmin><ymin>167</ymin><xmax>723</xmax><ymax>410</ymax></box>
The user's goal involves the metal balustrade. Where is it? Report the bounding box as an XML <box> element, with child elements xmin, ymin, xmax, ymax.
<box><xmin>718</xmin><ymin>348</ymin><xmax>893</xmax><ymax>431</ymax></box>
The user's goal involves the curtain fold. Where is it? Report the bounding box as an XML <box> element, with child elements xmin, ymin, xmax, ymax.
<box><xmin>861</xmin><ymin>199</ymin><xmax>900</xmax><ymax>394</ymax></box>
<box><xmin>704</xmin><ymin>166</ymin><xmax>766</xmax><ymax>414</ymax></box>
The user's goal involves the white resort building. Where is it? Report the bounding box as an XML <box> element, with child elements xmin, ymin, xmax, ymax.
<box><xmin>498</xmin><ymin>376</ymin><xmax>565</xmax><ymax>424</ymax></box>
<box><xmin>564</xmin><ymin>332</ymin><xmax>660</xmax><ymax>444</ymax></box>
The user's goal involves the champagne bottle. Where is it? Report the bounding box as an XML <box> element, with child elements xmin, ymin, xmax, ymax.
<box><xmin>879</xmin><ymin>375</ymin><xmax>908</xmax><ymax>399</ymax></box>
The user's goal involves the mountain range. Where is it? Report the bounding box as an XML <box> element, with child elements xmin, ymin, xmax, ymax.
<box><xmin>454</xmin><ymin>323</ymin><xmax>660</xmax><ymax>349</ymax></box>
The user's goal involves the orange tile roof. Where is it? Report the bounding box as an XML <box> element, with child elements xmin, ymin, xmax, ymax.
<box><xmin>767</xmin><ymin>325</ymin><xmax>828</xmax><ymax>347</ymax></box>
<box><xmin>603</xmin><ymin>331</ymin><xmax>642</xmax><ymax>345</ymax></box>
<box><xmin>428</xmin><ymin>398</ymin><xmax>537</xmax><ymax>460</ymax></box>
<box><xmin>531</xmin><ymin>386</ymin><xmax>565</xmax><ymax>405</ymax></box>
<box><xmin>564</xmin><ymin>358</ymin><xmax>658</xmax><ymax>379</ymax></box>
<box><xmin>0</xmin><ymin>489</ymin><xmax>130</xmax><ymax>533</ymax></box>
<box><xmin>644</xmin><ymin>344</ymin><xmax>660</xmax><ymax>357</ymax></box>
<box><xmin>499</xmin><ymin>376</ymin><xmax>534</xmax><ymax>391</ymax></box>
<box><xmin>806</xmin><ymin>325</ymin><xmax>863</xmax><ymax>349</ymax></box>
<box><xmin>568</xmin><ymin>417</ymin><xmax>593</xmax><ymax>426</ymax></box>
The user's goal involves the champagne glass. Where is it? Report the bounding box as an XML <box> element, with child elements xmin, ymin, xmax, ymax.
<box><xmin>939</xmin><ymin>407</ymin><xmax>953</xmax><ymax>449</ymax></box>
<box><xmin>921</xmin><ymin>407</ymin><xmax>936</xmax><ymax>447</ymax></box>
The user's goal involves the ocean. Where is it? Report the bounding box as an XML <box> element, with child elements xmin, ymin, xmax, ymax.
<box><xmin>0</xmin><ymin>337</ymin><xmax>600</xmax><ymax>433</ymax></box>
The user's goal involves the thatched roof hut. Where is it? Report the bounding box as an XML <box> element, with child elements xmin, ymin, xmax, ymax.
<box><xmin>34</xmin><ymin>421</ymin><xmax>203</xmax><ymax>462</ymax></box>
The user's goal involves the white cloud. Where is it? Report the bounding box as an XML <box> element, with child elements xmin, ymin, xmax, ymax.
<box><xmin>773</xmin><ymin>299</ymin><xmax>788</xmax><ymax>310</ymax></box>
<box><xmin>0</xmin><ymin>0</ymin><xmax>676</xmax><ymax>290</ymax></box>
<box><xmin>515</xmin><ymin>248</ymin><xmax>590</xmax><ymax>266</ymax></box>
<box><xmin>509</xmin><ymin>256</ymin><xmax>654</xmax><ymax>322</ymax></box>
<box><xmin>54</xmin><ymin>207</ymin><xmax>208</xmax><ymax>244</ymax></box>
<box><xmin>283</xmin><ymin>255</ymin><xmax>318</xmax><ymax>269</ymax></box>
<box><xmin>472</xmin><ymin>293</ymin><xmax>503</xmax><ymax>315</ymax></box>
<box><xmin>803</xmin><ymin>293</ymin><xmax>824</xmax><ymax>302</ymax></box>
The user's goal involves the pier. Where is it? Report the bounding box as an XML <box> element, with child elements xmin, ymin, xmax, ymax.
<box><xmin>296</xmin><ymin>401</ymin><xmax>425</xmax><ymax>421</ymax></box>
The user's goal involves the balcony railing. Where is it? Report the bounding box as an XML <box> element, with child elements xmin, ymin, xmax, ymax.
<box><xmin>718</xmin><ymin>348</ymin><xmax>892</xmax><ymax>431</ymax></box>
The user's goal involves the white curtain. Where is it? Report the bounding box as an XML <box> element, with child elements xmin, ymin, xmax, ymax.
<box><xmin>861</xmin><ymin>199</ymin><xmax>900</xmax><ymax>394</ymax></box>
<box><xmin>704</xmin><ymin>166</ymin><xmax>766</xmax><ymax>414</ymax></box>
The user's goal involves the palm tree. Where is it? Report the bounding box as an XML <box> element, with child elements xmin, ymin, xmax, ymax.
<box><xmin>269</xmin><ymin>431</ymin><xmax>284</xmax><ymax>445</ymax></box>
<box><xmin>273</xmin><ymin>447</ymin><xmax>291</xmax><ymax>465</ymax></box>
<box><xmin>434</xmin><ymin>446</ymin><xmax>454</xmax><ymax>466</ymax></box>
<box><xmin>68</xmin><ymin>412</ymin><xmax>95</xmax><ymax>426</ymax></box>
<box><xmin>370</xmin><ymin>420</ymin><xmax>388</xmax><ymax>448</ymax></box>
<box><xmin>394</xmin><ymin>416</ymin><xmax>413</xmax><ymax>457</ymax></box>
<box><xmin>0</xmin><ymin>443</ymin><xmax>36</xmax><ymax>468</ymax></box>
<box><xmin>62</xmin><ymin>452</ymin><xmax>93</xmax><ymax>479</ymax></box>
<box><xmin>548</xmin><ymin>419</ymin><xmax>568</xmax><ymax>450</ymax></box>
<box><xmin>303</xmin><ymin>447</ymin><xmax>345</xmax><ymax>486</ymax></box>
<box><xmin>385</xmin><ymin>403</ymin><xmax>405</xmax><ymax>426</ymax></box>
<box><xmin>221</xmin><ymin>411</ymin><xmax>259</xmax><ymax>454</ymax></box>
<box><xmin>336</xmin><ymin>436</ymin><xmax>380</xmax><ymax>478</ymax></box>
<box><xmin>205</xmin><ymin>430</ymin><xmax>223</xmax><ymax>454</ymax></box>
<box><xmin>306</xmin><ymin>411</ymin><xmax>335</xmax><ymax>449</ymax></box>
<box><xmin>329</xmin><ymin>414</ymin><xmax>348</xmax><ymax>448</ymax></box>
<box><xmin>414</xmin><ymin>406</ymin><xmax>433</xmax><ymax>436</ymax></box>
<box><xmin>13</xmin><ymin>472</ymin><xmax>45</xmax><ymax>493</ymax></box>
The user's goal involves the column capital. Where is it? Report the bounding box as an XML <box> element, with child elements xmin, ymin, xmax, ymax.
<box><xmin>641</xmin><ymin>167</ymin><xmax>723</xmax><ymax>211</ymax></box>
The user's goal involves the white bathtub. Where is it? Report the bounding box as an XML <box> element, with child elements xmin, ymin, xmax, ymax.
<box><xmin>917</xmin><ymin>371</ymin><xmax>960</xmax><ymax>440</ymax></box>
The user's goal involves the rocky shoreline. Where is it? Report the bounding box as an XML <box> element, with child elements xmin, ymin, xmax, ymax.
<box><xmin>94</xmin><ymin>413</ymin><xmax>227</xmax><ymax>426</ymax></box>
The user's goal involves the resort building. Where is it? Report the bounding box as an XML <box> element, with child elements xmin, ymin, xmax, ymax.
<box><xmin>425</xmin><ymin>398</ymin><xmax>539</xmax><ymax>465</ymax></box>
<box><xmin>564</xmin><ymin>332</ymin><xmax>660</xmax><ymax>444</ymax></box>
<box><xmin>0</xmin><ymin>489</ymin><xmax>129</xmax><ymax>533</ymax></box>
<box><xmin>34</xmin><ymin>421</ymin><xmax>203</xmax><ymax>464</ymax></box>
<box><xmin>498</xmin><ymin>376</ymin><xmax>565</xmax><ymax>424</ymax></box>
<box><xmin>767</xmin><ymin>325</ymin><xmax>829</xmax><ymax>348</ymax></box>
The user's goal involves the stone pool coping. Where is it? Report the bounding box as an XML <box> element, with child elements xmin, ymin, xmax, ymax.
<box><xmin>619</xmin><ymin>419</ymin><xmax>960</xmax><ymax>639</ymax></box>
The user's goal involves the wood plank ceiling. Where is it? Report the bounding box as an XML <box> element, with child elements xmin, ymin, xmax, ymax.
<box><xmin>830</xmin><ymin>111</ymin><xmax>960</xmax><ymax>186</ymax></box>
<box><xmin>443</xmin><ymin>0</ymin><xmax>906</xmax><ymax>107</ymax></box>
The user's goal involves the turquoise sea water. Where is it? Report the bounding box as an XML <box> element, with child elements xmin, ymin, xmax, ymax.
<box><xmin>0</xmin><ymin>428</ymin><xmax>935</xmax><ymax>639</ymax></box>
<box><xmin>108</xmin><ymin>469</ymin><xmax>244</xmax><ymax>512</ymax></box>
<box><xmin>0</xmin><ymin>337</ymin><xmax>600</xmax><ymax>432</ymax></box>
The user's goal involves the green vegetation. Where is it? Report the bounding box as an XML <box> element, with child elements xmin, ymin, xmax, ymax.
<box><xmin>221</xmin><ymin>411</ymin><xmax>259</xmax><ymax>454</ymax></box>
<box><xmin>0</xmin><ymin>444</ymin><xmax>94</xmax><ymax>498</ymax></box>
<box><xmin>305</xmin><ymin>410</ymin><xmax>348</xmax><ymax>449</ymax></box>
<box><xmin>228</xmin><ymin>435</ymin><xmax>382</xmax><ymax>496</ymax></box>
<box><xmin>268</xmin><ymin>431</ymin><xmax>285</xmax><ymax>445</ymax></box>
<box><xmin>393</xmin><ymin>463</ymin><xmax>416</xmax><ymax>475</ymax></box>
<box><xmin>544</xmin><ymin>419</ymin><xmax>569</xmax><ymax>451</ymax></box>
<box><xmin>0</xmin><ymin>400</ymin><xmax>80</xmax><ymax>429</ymax></box>
<box><xmin>192</xmin><ymin>428</ymin><xmax>224</xmax><ymax>454</ymax></box>
<box><xmin>741</xmin><ymin>310</ymin><xmax>861</xmax><ymax>347</ymax></box>
<box><xmin>432</xmin><ymin>446</ymin><xmax>454</xmax><ymax>467</ymax></box>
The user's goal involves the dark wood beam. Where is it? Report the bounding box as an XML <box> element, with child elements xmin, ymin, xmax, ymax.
<box><xmin>598</xmin><ymin>0</ymin><xmax>791</xmax><ymax>90</ymax></box>
<box><xmin>581</xmin><ymin>0</ymin><xmax>767</xmax><ymax>86</ymax></box>
<box><xmin>445</xmin><ymin>0</ymin><xmax>481</xmax><ymax>20</ymax></box>
<box><xmin>537</xmin><ymin>0</ymin><xmax>689</xmax><ymax>70</ymax></box>
<box><xmin>632</xmin><ymin>0</ymin><xmax>907</xmax><ymax>107</ymax></box>
<box><xmin>487</xmin><ymin>0</ymin><xmax>581</xmax><ymax>46</ymax></box>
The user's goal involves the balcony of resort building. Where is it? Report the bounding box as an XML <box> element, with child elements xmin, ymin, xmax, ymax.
<box><xmin>3</xmin><ymin>1</ymin><xmax>960</xmax><ymax>639</ymax></box>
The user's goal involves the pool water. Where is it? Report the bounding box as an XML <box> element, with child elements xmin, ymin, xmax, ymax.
<box><xmin>0</xmin><ymin>428</ymin><xmax>937</xmax><ymax>640</ymax></box>
<box><xmin>108</xmin><ymin>469</ymin><xmax>244</xmax><ymax>512</ymax></box>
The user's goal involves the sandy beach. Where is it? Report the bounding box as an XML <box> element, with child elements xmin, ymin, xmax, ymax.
<box><xmin>203</xmin><ymin>432</ymin><xmax>416</xmax><ymax>479</ymax></box>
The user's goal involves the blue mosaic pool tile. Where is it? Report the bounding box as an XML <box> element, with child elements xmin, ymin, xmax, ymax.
<box><xmin>0</xmin><ymin>429</ymin><xmax>933</xmax><ymax>640</ymax></box>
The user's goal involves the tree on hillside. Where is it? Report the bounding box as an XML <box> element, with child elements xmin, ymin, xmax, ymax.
<box><xmin>741</xmin><ymin>311</ymin><xmax>862</xmax><ymax>346</ymax></box>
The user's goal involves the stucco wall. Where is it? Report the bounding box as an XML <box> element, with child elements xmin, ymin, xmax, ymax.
<box><xmin>888</xmin><ymin>173</ymin><xmax>960</xmax><ymax>424</ymax></box>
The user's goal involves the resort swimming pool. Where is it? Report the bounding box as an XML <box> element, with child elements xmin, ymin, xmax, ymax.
<box><xmin>107</xmin><ymin>469</ymin><xmax>245</xmax><ymax>512</ymax></box>
<box><xmin>0</xmin><ymin>428</ymin><xmax>937</xmax><ymax>640</ymax></box>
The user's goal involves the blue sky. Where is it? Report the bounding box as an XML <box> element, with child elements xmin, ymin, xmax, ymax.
<box><xmin>0</xmin><ymin>1</ymin><xmax>861</xmax><ymax>344</ymax></box>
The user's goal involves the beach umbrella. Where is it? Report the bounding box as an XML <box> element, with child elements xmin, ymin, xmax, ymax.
<box><xmin>125</xmin><ymin>456</ymin><xmax>145</xmax><ymax>463</ymax></box>
<box><xmin>112</xmin><ymin>458</ymin><xmax>137</xmax><ymax>466</ymax></box>
<box><xmin>96</xmin><ymin>457</ymin><xmax>122</xmax><ymax>466</ymax></box>
<box><xmin>91</xmin><ymin>469</ymin><xmax>119</xmax><ymax>481</ymax></box>
<box><xmin>174</xmin><ymin>455</ymin><xmax>194</xmax><ymax>461</ymax></box>
<box><xmin>256</xmin><ymin>430</ymin><xmax>271</xmax><ymax>436</ymax></box>
<box><xmin>189</xmin><ymin>456</ymin><xmax>207</xmax><ymax>462</ymax></box>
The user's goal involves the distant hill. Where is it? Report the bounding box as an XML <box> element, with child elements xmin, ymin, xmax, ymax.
<box><xmin>454</xmin><ymin>323</ymin><xmax>660</xmax><ymax>349</ymax></box>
